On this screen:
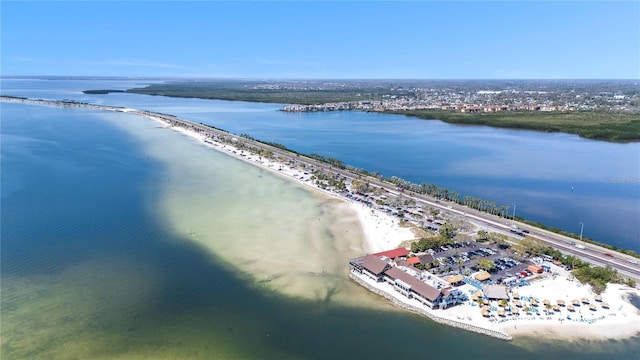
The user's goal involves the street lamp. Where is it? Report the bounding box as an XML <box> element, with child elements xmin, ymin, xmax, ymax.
<box><xmin>579</xmin><ymin>221</ymin><xmax>584</xmax><ymax>242</ymax></box>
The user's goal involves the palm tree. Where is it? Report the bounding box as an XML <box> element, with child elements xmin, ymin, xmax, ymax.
<box><xmin>437</xmin><ymin>187</ymin><xmax>448</xmax><ymax>200</ymax></box>
<box><xmin>498</xmin><ymin>205</ymin><xmax>506</xmax><ymax>218</ymax></box>
<box><xmin>463</xmin><ymin>196</ymin><xmax>471</xmax><ymax>207</ymax></box>
<box><xmin>449</xmin><ymin>191</ymin><xmax>460</xmax><ymax>204</ymax></box>
<box><xmin>483</xmin><ymin>200</ymin><xmax>491</xmax><ymax>213</ymax></box>
<box><xmin>489</xmin><ymin>202</ymin><xmax>497</xmax><ymax>215</ymax></box>
<box><xmin>472</xmin><ymin>198</ymin><xmax>481</xmax><ymax>210</ymax></box>
<box><xmin>455</xmin><ymin>257</ymin><xmax>464</xmax><ymax>273</ymax></box>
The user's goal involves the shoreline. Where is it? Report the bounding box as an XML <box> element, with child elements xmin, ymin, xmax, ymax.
<box><xmin>3</xmin><ymin>96</ymin><xmax>639</xmax><ymax>342</ymax></box>
<box><xmin>135</xmin><ymin>108</ymin><xmax>639</xmax><ymax>342</ymax></box>
<box><xmin>349</xmin><ymin>272</ymin><xmax>514</xmax><ymax>340</ymax></box>
<box><xmin>124</xmin><ymin>84</ymin><xmax>640</xmax><ymax>143</ymax></box>
<box><xmin>350</xmin><ymin>260</ymin><xmax>640</xmax><ymax>342</ymax></box>
<box><xmin>3</xmin><ymin>96</ymin><xmax>639</xmax><ymax>262</ymax></box>
<box><xmin>0</xmin><ymin>96</ymin><xmax>416</xmax><ymax>254</ymax></box>
<box><xmin>146</xmin><ymin>111</ymin><xmax>417</xmax><ymax>254</ymax></box>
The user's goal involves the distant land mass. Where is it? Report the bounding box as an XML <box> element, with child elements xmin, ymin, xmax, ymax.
<box><xmin>82</xmin><ymin>89</ymin><xmax>125</xmax><ymax>94</ymax></box>
<box><xmin>83</xmin><ymin>79</ymin><xmax>640</xmax><ymax>142</ymax></box>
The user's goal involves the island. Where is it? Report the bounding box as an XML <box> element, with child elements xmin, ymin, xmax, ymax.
<box><xmin>85</xmin><ymin>79</ymin><xmax>640</xmax><ymax>142</ymax></box>
<box><xmin>3</xmin><ymin>95</ymin><xmax>639</xmax><ymax>341</ymax></box>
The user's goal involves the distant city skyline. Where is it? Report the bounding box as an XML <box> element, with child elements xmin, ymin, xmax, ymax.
<box><xmin>2</xmin><ymin>1</ymin><xmax>639</xmax><ymax>79</ymax></box>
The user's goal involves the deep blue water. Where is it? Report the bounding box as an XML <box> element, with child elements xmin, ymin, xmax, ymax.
<box><xmin>2</xmin><ymin>78</ymin><xmax>639</xmax><ymax>252</ymax></box>
<box><xmin>2</xmin><ymin>97</ymin><xmax>640</xmax><ymax>358</ymax></box>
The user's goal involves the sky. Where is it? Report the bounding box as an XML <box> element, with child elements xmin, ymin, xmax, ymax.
<box><xmin>2</xmin><ymin>1</ymin><xmax>639</xmax><ymax>79</ymax></box>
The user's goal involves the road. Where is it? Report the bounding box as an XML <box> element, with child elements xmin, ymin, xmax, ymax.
<box><xmin>7</xmin><ymin>98</ymin><xmax>636</xmax><ymax>282</ymax></box>
<box><xmin>148</xmin><ymin>110</ymin><xmax>640</xmax><ymax>282</ymax></box>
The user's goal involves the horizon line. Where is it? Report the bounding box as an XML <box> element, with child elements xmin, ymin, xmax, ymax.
<box><xmin>2</xmin><ymin>75</ymin><xmax>639</xmax><ymax>82</ymax></box>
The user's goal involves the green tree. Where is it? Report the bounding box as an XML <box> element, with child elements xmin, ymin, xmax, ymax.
<box><xmin>561</xmin><ymin>255</ymin><xmax>583</xmax><ymax>269</ymax></box>
<box><xmin>439</xmin><ymin>223</ymin><xmax>456</xmax><ymax>240</ymax></box>
<box><xmin>350</xmin><ymin>179</ymin><xmax>369</xmax><ymax>193</ymax></box>
<box><xmin>476</xmin><ymin>230</ymin><xmax>489</xmax><ymax>242</ymax></box>
<box><xmin>492</xmin><ymin>234</ymin><xmax>510</xmax><ymax>249</ymax></box>
<box><xmin>516</xmin><ymin>237</ymin><xmax>546</xmax><ymax>256</ymax></box>
<box><xmin>572</xmin><ymin>265</ymin><xmax>619</xmax><ymax>294</ymax></box>
<box><xmin>477</xmin><ymin>258</ymin><xmax>495</xmax><ymax>272</ymax></box>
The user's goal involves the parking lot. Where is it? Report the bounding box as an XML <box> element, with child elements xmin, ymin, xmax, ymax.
<box><xmin>426</xmin><ymin>242</ymin><xmax>535</xmax><ymax>284</ymax></box>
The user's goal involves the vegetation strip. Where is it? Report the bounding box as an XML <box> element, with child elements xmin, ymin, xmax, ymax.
<box><xmin>384</xmin><ymin>110</ymin><xmax>640</xmax><ymax>142</ymax></box>
<box><xmin>3</xmin><ymin>95</ymin><xmax>638</xmax><ymax>259</ymax></box>
<box><xmin>85</xmin><ymin>81</ymin><xmax>640</xmax><ymax>143</ymax></box>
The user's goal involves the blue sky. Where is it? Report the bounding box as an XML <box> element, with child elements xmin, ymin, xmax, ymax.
<box><xmin>2</xmin><ymin>1</ymin><xmax>639</xmax><ymax>79</ymax></box>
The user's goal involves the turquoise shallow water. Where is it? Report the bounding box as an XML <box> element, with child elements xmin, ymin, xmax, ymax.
<box><xmin>1</xmin><ymin>102</ymin><xmax>639</xmax><ymax>359</ymax></box>
<box><xmin>2</xmin><ymin>78</ymin><xmax>638</xmax><ymax>251</ymax></box>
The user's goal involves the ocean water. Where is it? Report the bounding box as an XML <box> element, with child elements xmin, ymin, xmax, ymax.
<box><xmin>2</xmin><ymin>79</ymin><xmax>638</xmax><ymax>251</ymax></box>
<box><xmin>2</xmin><ymin>101</ymin><xmax>639</xmax><ymax>359</ymax></box>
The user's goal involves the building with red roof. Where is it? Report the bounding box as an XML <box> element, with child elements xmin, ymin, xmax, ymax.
<box><xmin>373</xmin><ymin>247</ymin><xmax>409</xmax><ymax>259</ymax></box>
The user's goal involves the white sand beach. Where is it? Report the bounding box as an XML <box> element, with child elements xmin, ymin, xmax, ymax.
<box><xmin>136</xmin><ymin>110</ymin><xmax>640</xmax><ymax>342</ymax></box>
<box><xmin>496</xmin><ymin>267</ymin><xmax>640</xmax><ymax>340</ymax></box>
<box><xmin>352</xmin><ymin>204</ymin><xmax>416</xmax><ymax>253</ymax></box>
<box><xmin>353</xmin><ymin>261</ymin><xmax>640</xmax><ymax>341</ymax></box>
<box><xmin>146</xmin><ymin>113</ymin><xmax>418</xmax><ymax>254</ymax></box>
<box><xmin>7</xmin><ymin>98</ymin><xmax>638</xmax><ymax>341</ymax></box>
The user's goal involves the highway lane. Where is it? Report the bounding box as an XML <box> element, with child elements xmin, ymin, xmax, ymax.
<box><xmin>120</xmin><ymin>108</ymin><xmax>640</xmax><ymax>282</ymax></box>
<box><xmin>406</xmin><ymin>195</ymin><xmax>640</xmax><ymax>280</ymax></box>
<box><xmin>6</xmin><ymin>98</ymin><xmax>638</xmax><ymax>281</ymax></box>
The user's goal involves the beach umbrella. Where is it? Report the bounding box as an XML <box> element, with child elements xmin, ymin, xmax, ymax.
<box><xmin>557</xmin><ymin>299</ymin><xmax>565</xmax><ymax>306</ymax></box>
<box><xmin>589</xmin><ymin>304</ymin><xmax>597</xmax><ymax>311</ymax></box>
<box><xmin>512</xmin><ymin>307</ymin><xmax>520</xmax><ymax>314</ymax></box>
<box><xmin>512</xmin><ymin>293</ymin><xmax>520</xmax><ymax>299</ymax></box>
<box><xmin>601</xmin><ymin>302</ymin><xmax>610</xmax><ymax>309</ymax></box>
<box><xmin>572</xmin><ymin>299</ymin><xmax>580</xmax><ymax>306</ymax></box>
<box><xmin>514</xmin><ymin>300</ymin><xmax>522</xmax><ymax>307</ymax></box>
<box><xmin>498</xmin><ymin>309</ymin><xmax>505</xmax><ymax>317</ymax></box>
<box><xmin>594</xmin><ymin>295</ymin><xmax>602</xmax><ymax>302</ymax></box>
<box><xmin>543</xmin><ymin>299</ymin><xmax>550</xmax><ymax>305</ymax></box>
<box><xmin>530</xmin><ymin>300</ymin><xmax>538</xmax><ymax>306</ymax></box>
<box><xmin>581</xmin><ymin>297</ymin><xmax>590</xmax><ymax>304</ymax></box>
<box><xmin>553</xmin><ymin>305</ymin><xmax>560</xmax><ymax>312</ymax></box>
<box><xmin>567</xmin><ymin>305</ymin><xmax>575</xmax><ymax>312</ymax></box>
<box><xmin>482</xmin><ymin>310</ymin><xmax>490</xmax><ymax>317</ymax></box>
